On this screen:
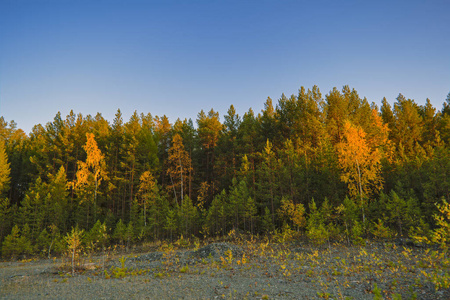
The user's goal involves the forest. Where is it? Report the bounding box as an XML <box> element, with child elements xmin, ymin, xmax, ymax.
<box><xmin>1</xmin><ymin>85</ymin><xmax>450</xmax><ymax>258</ymax></box>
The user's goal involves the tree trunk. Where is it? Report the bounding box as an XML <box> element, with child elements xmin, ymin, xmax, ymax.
<box><xmin>180</xmin><ymin>155</ymin><xmax>183</xmax><ymax>204</ymax></box>
<box><xmin>355</xmin><ymin>158</ymin><xmax>365</xmax><ymax>226</ymax></box>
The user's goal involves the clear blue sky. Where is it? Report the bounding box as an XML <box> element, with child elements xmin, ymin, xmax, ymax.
<box><xmin>1</xmin><ymin>0</ymin><xmax>449</xmax><ymax>133</ymax></box>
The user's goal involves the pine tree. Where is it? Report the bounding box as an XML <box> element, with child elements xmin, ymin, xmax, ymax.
<box><xmin>107</xmin><ymin>109</ymin><xmax>125</xmax><ymax>217</ymax></box>
<box><xmin>244</xmin><ymin>196</ymin><xmax>257</xmax><ymax>234</ymax></box>
<box><xmin>197</xmin><ymin>109</ymin><xmax>223</xmax><ymax>198</ymax></box>
<box><xmin>2</xmin><ymin>225</ymin><xmax>30</xmax><ymax>258</ymax></box>
<box><xmin>122</xmin><ymin>111</ymin><xmax>142</xmax><ymax>219</ymax></box>
<box><xmin>256</xmin><ymin>140</ymin><xmax>278</xmax><ymax>224</ymax></box>
<box><xmin>178</xmin><ymin>196</ymin><xmax>197</xmax><ymax>236</ymax></box>
<box><xmin>0</xmin><ymin>196</ymin><xmax>11</xmax><ymax>243</ymax></box>
<box><xmin>215</xmin><ymin>105</ymin><xmax>241</xmax><ymax>190</ymax></box>
<box><xmin>392</xmin><ymin>94</ymin><xmax>423</xmax><ymax>157</ymax></box>
<box><xmin>206</xmin><ymin>190</ymin><xmax>226</xmax><ymax>236</ymax></box>
<box><xmin>306</xmin><ymin>199</ymin><xmax>329</xmax><ymax>245</ymax></box>
<box><xmin>259</xmin><ymin>97</ymin><xmax>278</xmax><ymax>145</ymax></box>
<box><xmin>261</xmin><ymin>207</ymin><xmax>274</xmax><ymax>234</ymax></box>
<box><xmin>337</xmin><ymin>196</ymin><xmax>361</xmax><ymax>244</ymax></box>
<box><xmin>47</xmin><ymin>166</ymin><xmax>70</xmax><ymax>232</ymax></box>
<box><xmin>0</xmin><ymin>139</ymin><xmax>11</xmax><ymax>242</ymax></box>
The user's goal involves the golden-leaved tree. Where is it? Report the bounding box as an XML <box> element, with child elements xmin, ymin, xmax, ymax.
<box><xmin>0</xmin><ymin>139</ymin><xmax>10</xmax><ymax>196</ymax></box>
<box><xmin>138</xmin><ymin>170</ymin><xmax>157</xmax><ymax>227</ymax></box>
<box><xmin>167</xmin><ymin>133</ymin><xmax>192</xmax><ymax>205</ymax></box>
<box><xmin>337</xmin><ymin>120</ymin><xmax>383</xmax><ymax>225</ymax></box>
<box><xmin>73</xmin><ymin>133</ymin><xmax>107</xmax><ymax>227</ymax></box>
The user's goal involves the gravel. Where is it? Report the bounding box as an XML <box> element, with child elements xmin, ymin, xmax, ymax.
<box><xmin>1</xmin><ymin>242</ymin><xmax>449</xmax><ymax>299</ymax></box>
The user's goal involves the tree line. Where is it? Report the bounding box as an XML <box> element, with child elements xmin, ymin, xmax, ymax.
<box><xmin>1</xmin><ymin>85</ymin><xmax>450</xmax><ymax>257</ymax></box>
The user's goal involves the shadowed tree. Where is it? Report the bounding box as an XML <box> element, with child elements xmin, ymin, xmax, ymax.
<box><xmin>215</xmin><ymin>105</ymin><xmax>241</xmax><ymax>191</ymax></box>
<box><xmin>0</xmin><ymin>139</ymin><xmax>11</xmax><ymax>242</ymax></box>
<box><xmin>197</xmin><ymin>109</ymin><xmax>223</xmax><ymax>201</ymax></box>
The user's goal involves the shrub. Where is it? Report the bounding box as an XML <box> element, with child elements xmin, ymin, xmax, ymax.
<box><xmin>113</xmin><ymin>219</ymin><xmax>127</xmax><ymax>245</ymax></box>
<box><xmin>85</xmin><ymin>220</ymin><xmax>108</xmax><ymax>252</ymax></box>
<box><xmin>2</xmin><ymin>225</ymin><xmax>33</xmax><ymax>258</ymax></box>
<box><xmin>65</xmin><ymin>226</ymin><xmax>85</xmax><ymax>275</ymax></box>
<box><xmin>306</xmin><ymin>199</ymin><xmax>329</xmax><ymax>245</ymax></box>
<box><xmin>431</xmin><ymin>198</ymin><xmax>450</xmax><ymax>250</ymax></box>
<box><xmin>372</xmin><ymin>219</ymin><xmax>394</xmax><ymax>240</ymax></box>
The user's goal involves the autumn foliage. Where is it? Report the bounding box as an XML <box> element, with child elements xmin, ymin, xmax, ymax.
<box><xmin>1</xmin><ymin>86</ymin><xmax>450</xmax><ymax>257</ymax></box>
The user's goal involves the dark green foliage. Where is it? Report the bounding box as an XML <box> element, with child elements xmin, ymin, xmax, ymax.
<box><xmin>306</xmin><ymin>199</ymin><xmax>329</xmax><ymax>245</ymax></box>
<box><xmin>261</xmin><ymin>207</ymin><xmax>274</xmax><ymax>234</ymax></box>
<box><xmin>35</xmin><ymin>226</ymin><xmax>65</xmax><ymax>257</ymax></box>
<box><xmin>205</xmin><ymin>190</ymin><xmax>227</xmax><ymax>236</ymax></box>
<box><xmin>2</xmin><ymin>225</ymin><xmax>33</xmax><ymax>258</ymax></box>
<box><xmin>1</xmin><ymin>85</ymin><xmax>450</xmax><ymax>256</ymax></box>
<box><xmin>85</xmin><ymin>220</ymin><xmax>108</xmax><ymax>252</ymax></box>
<box><xmin>178</xmin><ymin>196</ymin><xmax>198</xmax><ymax>237</ymax></box>
<box><xmin>113</xmin><ymin>219</ymin><xmax>127</xmax><ymax>245</ymax></box>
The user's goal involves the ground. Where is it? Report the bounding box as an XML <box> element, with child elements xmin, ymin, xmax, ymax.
<box><xmin>1</xmin><ymin>239</ymin><xmax>450</xmax><ymax>299</ymax></box>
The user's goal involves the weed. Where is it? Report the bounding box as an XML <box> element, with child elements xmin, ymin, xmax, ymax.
<box><xmin>392</xmin><ymin>293</ymin><xmax>402</xmax><ymax>300</ymax></box>
<box><xmin>317</xmin><ymin>292</ymin><xmax>332</xmax><ymax>299</ymax></box>
<box><xmin>372</xmin><ymin>283</ymin><xmax>383</xmax><ymax>300</ymax></box>
<box><xmin>179</xmin><ymin>265</ymin><xmax>189</xmax><ymax>273</ymax></box>
<box><xmin>104</xmin><ymin>270</ymin><xmax>111</xmax><ymax>279</ymax></box>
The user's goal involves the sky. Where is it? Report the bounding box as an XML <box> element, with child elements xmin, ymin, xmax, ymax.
<box><xmin>1</xmin><ymin>0</ymin><xmax>449</xmax><ymax>134</ymax></box>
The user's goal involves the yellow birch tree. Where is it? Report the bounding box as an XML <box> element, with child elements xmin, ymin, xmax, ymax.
<box><xmin>337</xmin><ymin>120</ymin><xmax>383</xmax><ymax>225</ymax></box>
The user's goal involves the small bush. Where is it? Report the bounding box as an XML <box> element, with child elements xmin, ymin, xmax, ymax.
<box><xmin>2</xmin><ymin>225</ymin><xmax>33</xmax><ymax>258</ymax></box>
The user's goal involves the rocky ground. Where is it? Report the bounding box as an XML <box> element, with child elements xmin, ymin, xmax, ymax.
<box><xmin>1</xmin><ymin>240</ymin><xmax>450</xmax><ymax>299</ymax></box>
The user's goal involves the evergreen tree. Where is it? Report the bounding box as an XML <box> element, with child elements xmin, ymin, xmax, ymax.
<box><xmin>306</xmin><ymin>199</ymin><xmax>329</xmax><ymax>245</ymax></box>
<box><xmin>197</xmin><ymin>109</ymin><xmax>223</xmax><ymax>200</ymax></box>
<box><xmin>206</xmin><ymin>190</ymin><xmax>227</xmax><ymax>236</ymax></box>
<box><xmin>215</xmin><ymin>105</ymin><xmax>241</xmax><ymax>190</ymax></box>
<box><xmin>0</xmin><ymin>139</ymin><xmax>11</xmax><ymax>242</ymax></box>
<box><xmin>392</xmin><ymin>94</ymin><xmax>424</xmax><ymax>157</ymax></box>
<box><xmin>256</xmin><ymin>140</ymin><xmax>278</xmax><ymax>224</ymax></box>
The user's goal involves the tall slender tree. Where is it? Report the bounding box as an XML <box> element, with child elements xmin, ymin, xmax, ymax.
<box><xmin>0</xmin><ymin>139</ymin><xmax>11</xmax><ymax>242</ymax></box>
<box><xmin>167</xmin><ymin>134</ymin><xmax>192</xmax><ymax>205</ymax></box>
<box><xmin>0</xmin><ymin>140</ymin><xmax>10</xmax><ymax>196</ymax></box>
<box><xmin>337</xmin><ymin>120</ymin><xmax>383</xmax><ymax>226</ymax></box>
<box><xmin>74</xmin><ymin>133</ymin><xmax>107</xmax><ymax>227</ymax></box>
